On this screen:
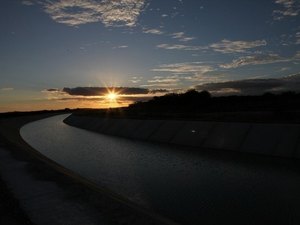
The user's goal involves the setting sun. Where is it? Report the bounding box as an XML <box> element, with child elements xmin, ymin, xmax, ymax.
<box><xmin>106</xmin><ymin>91</ymin><xmax>118</xmax><ymax>101</ymax></box>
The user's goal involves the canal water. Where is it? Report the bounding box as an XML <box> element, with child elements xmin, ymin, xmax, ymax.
<box><xmin>20</xmin><ymin>114</ymin><xmax>300</xmax><ymax>225</ymax></box>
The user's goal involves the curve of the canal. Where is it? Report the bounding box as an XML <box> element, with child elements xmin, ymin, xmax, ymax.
<box><xmin>20</xmin><ymin>114</ymin><xmax>300</xmax><ymax>225</ymax></box>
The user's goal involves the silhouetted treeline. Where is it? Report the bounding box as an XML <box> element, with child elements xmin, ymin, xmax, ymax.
<box><xmin>71</xmin><ymin>90</ymin><xmax>300</xmax><ymax>123</ymax></box>
<box><xmin>128</xmin><ymin>90</ymin><xmax>300</xmax><ymax>114</ymax></box>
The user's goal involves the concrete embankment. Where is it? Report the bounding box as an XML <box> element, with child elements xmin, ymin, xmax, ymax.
<box><xmin>64</xmin><ymin>114</ymin><xmax>300</xmax><ymax>159</ymax></box>
<box><xmin>0</xmin><ymin>114</ymin><xmax>172</xmax><ymax>225</ymax></box>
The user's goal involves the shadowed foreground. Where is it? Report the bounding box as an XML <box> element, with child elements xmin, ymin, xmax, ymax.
<box><xmin>21</xmin><ymin>114</ymin><xmax>300</xmax><ymax>225</ymax></box>
<box><xmin>0</xmin><ymin>112</ymin><xmax>171</xmax><ymax>225</ymax></box>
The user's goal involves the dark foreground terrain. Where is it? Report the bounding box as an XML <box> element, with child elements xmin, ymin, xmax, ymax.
<box><xmin>0</xmin><ymin>162</ymin><xmax>33</xmax><ymax>225</ymax></box>
<box><xmin>0</xmin><ymin>111</ymin><xmax>170</xmax><ymax>225</ymax></box>
<box><xmin>0</xmin><ymin>113</ymin><xmax>57</xmax><ymax>225</ymax></box>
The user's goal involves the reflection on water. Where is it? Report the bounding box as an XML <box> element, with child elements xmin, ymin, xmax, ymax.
<box><xmin>21</xmin><ymin>114</ymin><xmax>300</xmax><ymax>225</ymax></box>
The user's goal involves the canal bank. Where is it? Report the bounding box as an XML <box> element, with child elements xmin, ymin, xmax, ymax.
<box><xmin>64</xmin><ymin>114</ymin><xmax>300</xmax><ymax>159</ymax></box>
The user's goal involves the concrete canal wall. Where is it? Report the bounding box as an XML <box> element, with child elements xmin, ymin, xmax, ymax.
<box><xmin>64</xmin><ymin>115</ymin><xmax>300</xmax><ymax>159</ymax></box>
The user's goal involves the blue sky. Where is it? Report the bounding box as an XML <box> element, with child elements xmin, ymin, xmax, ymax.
<box><xmin>0</xmin><ymin>0</ymin><xmax>299</xmax><ymax>111</ymax></box>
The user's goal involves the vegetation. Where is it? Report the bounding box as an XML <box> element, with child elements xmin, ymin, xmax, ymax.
<box><xmin>72</xmin><ymin>90</ymin><xmax>300</xmax><ymax>123</ymax></box>
<box><xmin>128</xmin><ymin>89</ymin><xmax>300</xmax><ymax>113</ymax></box>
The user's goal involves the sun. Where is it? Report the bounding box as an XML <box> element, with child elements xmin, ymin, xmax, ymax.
<box><xmin>106</xmin><ymin>91</ymin><xmax>118</xmax><ymax>101</ymax></box>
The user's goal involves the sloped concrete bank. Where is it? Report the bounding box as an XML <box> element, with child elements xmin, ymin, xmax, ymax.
<box><xmin>0</xmin><ymin>114</ymin><xmax>174</xmax><ymax>225</ymax></box>
<box><xmin>64</xmin><ymin>114</ymin><xmax>300</xmax><ymax>159</ymax></box>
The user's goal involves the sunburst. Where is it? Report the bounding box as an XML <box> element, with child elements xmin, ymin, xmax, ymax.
<box><xmin>107</xmin><ymin>92</ymin><xmax>118</xmax><ymax>101</ymax></box>
<box><xmin>106</xmin><ymin>88</ymin><xmax>119</xmax><ymax>101</ymax></box>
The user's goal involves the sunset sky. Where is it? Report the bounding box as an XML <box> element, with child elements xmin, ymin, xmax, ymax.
<box><xmin>0</xmin><ymin>0</ymin><xmax>300</xmax><ymax>112</ymax></box>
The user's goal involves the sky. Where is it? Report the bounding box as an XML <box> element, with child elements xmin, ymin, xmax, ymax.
<box><xmin>0</xmin><ymin>0</ymin><xmax>300</xmax><ymax>112</ymax></box>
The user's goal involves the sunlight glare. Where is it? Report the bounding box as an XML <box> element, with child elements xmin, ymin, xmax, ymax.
<box><xmin>106</xmin><ymin>91</ymin><xmax>118</xmax><ymax>101</ymax></box>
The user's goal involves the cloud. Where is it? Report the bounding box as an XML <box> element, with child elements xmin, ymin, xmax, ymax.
<box><xmin>157</xmin><ymin>44</ymin><xmax>207</xmax><ymax>51</ymax></box>
<box><xmin>141</xmin><ymin>74</ymin><xmax>181</xmax><ymax>88</ymax></box>
<box><xmin>143</xmin><ymin>28</ymin><xmax>164</xmax><ymax>35</ymax></box>
<box><xmin>38</xmin><ymin>0</ymin><xmax>146</xmax><ymax>27</ymax></box>
<box><xmin>158</xmin><ymin>39</ymin><xmax>266</xmax><ymax>53</ymax></box>
<box><xmin>130</xmin><ymin>76</ymin><xmax>143</xmax><ymax>84</ymax></box>
<box><xmin>195</xmin><ymin>73</ymin><xmax>300</xmax><ymax>95</ymax></box>
<box><xmin>273</xmin><ymin>0</ymin><xmax>300</xmax><ymax>20</ymax></box>
<box><xmin>143</xmin><ymin>73</ymin><xmax>222</xmax><ymax>88</ymax></box>
<box><xmin>147</xmin><ymin>73</ymin><xmax>222</xmax><ymax>86</ymax></box>
<box><xmin>210</xmin><ymin>39</ymin><xmax>267</xmax><ymax>54</ymax></box>
<box><xmin>152</xmin><ymin>62</ymin><xmax>213</xmax><ymax>74</ymax></box>
<box><xmin>61</xmin><ymin>87</ymin><xmax>150</xmax><ymax>96</ymax></box>
<box><xmin>296</xmin><ymin>32</ymin><xmax>300</xmax><ymax>44</ymax></box>
<box><xmin>171</xmin><ymin>32</ymin><xmax>196</xmax><ymax>42</ymax></box>
<box><xmin>147</xmin><ymin>62</ymin><xmax>217</xmax><ymax>88</ymax></box>
<box><xmin>45</xmin><ymin>88</ymin><xmax>60</xmax><ymax>92</ymax></box>
<box><xmin>113</xmin><ymin>45</ymin><xmax>128</xmax><ymax>49</ymax></box>
<box><xmin>0</xmin><ymin>87</ymin><xmax>14</xmax><ymax>91</ymax></box>
<box><xmin>221</xmin><ymin>53</ymin><xmax>300</xmax><ymax>69</ymax></box>
<box><xmin>220</xmin><ymin>54</ymin><xmax>288</xmax><ymax>69</ymax></box>
<box><xmin>280</xmin><ymin>67</ymin><xmax>291</xmax><ymax>72</ymax></box>
<box><xmin>22</xmin><ymin>0</ymin><xmax>34</xmax><ymax>6</ymax></box>
<box><xmin>183</xmin><ymin>73</ymin><xmax>225</xmax><ymax>84</ymax></box>
<box><xmin>141</xmin><ymin>83</ymin><xmax>179</xmax><ymax>88</ymax></box>
<box><xmin>147</xmin><ymin>75</ymin><xmax>180</xmax><ymax>84</ymax></box>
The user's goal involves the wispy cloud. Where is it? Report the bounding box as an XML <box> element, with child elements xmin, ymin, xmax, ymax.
<box><xmin>171</xmin><ymin>32</ymin><xmax>196</xmax><ymax>42</ymax></box>
<box><xmin>157</xmin><ymin>39</ymin><xmax>266</xmax><ymax>53</ymax></box>
<box><xmin>38</xmin><ymin>0</ymin><xmax>146</xmax><ymax>27</ymax></box>
<box><xmin>210</xmin><ymin>39</ymin><xmax>267</xmax><ymax>54</ymax></box>
<box><xmin>221</xmin><ymin>54</ymin><xmax>286</xmax><ymax>69</ymax></box>
<box><xmin>195</xmin><ymin>73</ymin><xmax>300</xmax><ymax>95</ymax></box>
<box><xmin>147</xmin><ymin>75</ymin><xmax>180</xmax><ymax>84</ymax></box>
<box><xmin>147</xmin><ymin>62</ymin><xmax>217</xmax><ymax>87</ymax></box>
<box><xmin>296</xmin><ymin>32</ymin><xmax>300</xmax><ymax>44</ymax></box>
<box><xmin>143</xmin><ymin>28</ymin><xmax>164</xmax><ymax>35</ymax></box>
<box><xmin>141</xmin><ymin>82</ymin><xmax>179</xmax><ymax>88</ymax></box>
<box><xmin>130</xmin><ymin>76</ymin><xmax>143</xmax><ymax>84</ymax></box>
<box><xmin>0</xmin><ymin>87</ymin><xmax>14</xmax><ymax>91</ymax></box>
<box><xmin>141</xmin><ymin>75</ymin><xmax>182</xmax><ymax>88</ymax></box>
<box><xmin>183</xmin><ymin>73</ymin><xmax>225</xmax><ymax>84</ymax></box>
<box><xmin>22</xmin><ymin>0</ymin><xmax>34</xmax><ymax>6</ymax></box>
<box><xmin>157</xmin><ymin>44</ymin><xmax>206</xmax><ymax>51</ymax></box>
<box><xmin>152</xmin><ymin>62</ymin><xmax>213</xmax><ymax>74</ymax></box>
<box><xmin>273</xmin><ymin>0</ymin><xmax>300</xmax><ymax>20</ymax></box>
<box><xmin>280</xmin><ymin>67</ymin><xmax>291</xmax><ymax>71</ymax></box>
<box><xmin>221</xmin><ymin>53</ymin><xmax>300</xmax><ymax>69</ymax></box>
<box><xmin>113</xmin><ymin>45</ymin><xmax>128</xmax><ymax>49</ymax></box>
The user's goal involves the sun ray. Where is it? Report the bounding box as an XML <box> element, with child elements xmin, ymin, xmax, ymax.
<box><xmin>107</xmin><ymin>92</ymin><xmax>118</xmax><ymax>101</ymax></box>
<box><xmin>105</xmin><ymin>87</ymin><xmax>120</xmax><ymax>102</ymax></box>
